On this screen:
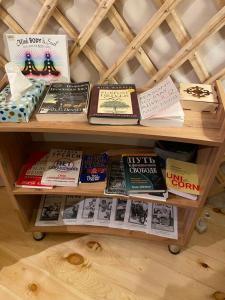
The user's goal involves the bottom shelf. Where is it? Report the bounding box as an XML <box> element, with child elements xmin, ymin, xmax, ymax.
<box><xmin>16</xmin><ymin>194</ymin><xmax>190</xmax><ymax>247</ymax></box>
<box><xmin>29</xmin><ymin>222</ymin><xmax>184</xmax><ymax>245</ymax></box>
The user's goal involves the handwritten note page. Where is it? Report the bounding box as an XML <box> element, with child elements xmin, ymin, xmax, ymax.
<box><xmin>138</xmin><ymin>77</ymin><xmax>180</xmax><ymax>119</ymax></box>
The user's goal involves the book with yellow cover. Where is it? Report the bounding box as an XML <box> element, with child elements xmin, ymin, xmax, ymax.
<box><xmin>166</xmin><ymin>158</ymin><xmax>200</xmax><ymax>195</ymax></box>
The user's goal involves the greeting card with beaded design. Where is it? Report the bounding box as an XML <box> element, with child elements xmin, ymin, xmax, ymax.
<box><xmin>6</xmin><ymin>34</ymin><xmax>70</xmax><ymax>84</ymax></box>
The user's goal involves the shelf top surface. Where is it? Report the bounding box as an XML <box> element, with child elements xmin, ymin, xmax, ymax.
<box><xmin>13</xmin><ymin>183</ymin><xmax>200</xmax><ymax>208</ymax></box>
<box><xmin>0</xmin><ymin>118</ymin><xmax>223</xmax><ymax>145</ymax></box>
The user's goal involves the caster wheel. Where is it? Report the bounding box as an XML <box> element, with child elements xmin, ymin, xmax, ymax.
<box><xmin>32</xmin><ymin>232</ymin><xmax>46</xmax><ymax>241</ymax></box>
<box><xmin>168</xmin><ymin>244</ymin><xmax>181</xmax><ymax>255</ymax></box>
<box><xmin>195</xmin><ymin>218</ymin><xmax>207</xmax><ymax>234</ymax></box>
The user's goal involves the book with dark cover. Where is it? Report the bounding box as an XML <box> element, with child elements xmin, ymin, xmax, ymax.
<box><xmin>79</xmin><ymin>153</ymin><xmax>108</xmax><ymax>183</ymax></box>
<box><xmin>36</xmin><ymin>82</ymin><xmax>90</xmax><ymax>121</ymax></box>
<box><xmin>88</xmin><ymin>84</ymin><xmax>140</xmax><ymax>125</ymax></box>
<box><xmin>105</xmin><ymin>160</ymin><xmax>127</xmax><ymax>196</ymax></box>
<box><xmin>123</xmin><ymin>154</ymin><xmax>167</xmax><ymax>193</ymax></box>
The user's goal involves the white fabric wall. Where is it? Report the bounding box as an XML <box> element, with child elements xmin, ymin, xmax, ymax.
<box><xmin>0</xmin><ymin>0</ymin><xmax>224</xmax><ymax>146</ymax></box>
<box><xmin>0</xmin><ymin>0</ymin><xmax>224</xmax><ymax>87</ymax></box>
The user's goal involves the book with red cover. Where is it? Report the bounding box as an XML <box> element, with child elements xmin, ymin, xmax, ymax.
<box><xmin>16</xmin><ymin>152</ymin><xmax>53</xmax><ymax>189</ymax></box>
<box><xmin>88</xmin><ymin>84</ymin><xmax>140</xmax><ymax>125</ymax></box>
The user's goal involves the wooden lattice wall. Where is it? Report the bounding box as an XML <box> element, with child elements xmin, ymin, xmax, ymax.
<box><xmin>0</xmin><ymin>0</ymin><xmax>225</xmax><ymax>91</ymax></box>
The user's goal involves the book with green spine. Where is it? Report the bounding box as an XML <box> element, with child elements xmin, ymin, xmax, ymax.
<box><xmin>122</xmin><ymin>154</ymin><xmax>166</xmax><ymax>194</ymax></box>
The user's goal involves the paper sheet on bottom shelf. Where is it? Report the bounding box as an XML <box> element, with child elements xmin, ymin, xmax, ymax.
<box><xmin>76</xmin><ymin>198</ymin><xmax>98</xmax><ymax>225</ymax></box>
<box><xmin>109</xmin><ymin>198</ymin><xmax>128</xmax><ymax>229</ymax></box>
<box><xmin>61</xmin><ymin>196</ymin><xmax>84</xmax><ymax>225</ymax></box>
<box><xmin>93</xmin><ymin>198</ymin><xmax>113</xmax><ymax>227</ymax></box>
<box><xmin>147</xmin><ymin>203</ymin><xmax>178</xmax><ymax>239</ymax></box>
<box><xmin>35</xmin><ymin>195</ymin><xmax>64</xmax><ymax>226</ymax></box>
<box><xmin>123</xmin><ymin>200</ymin><xmax>148</xmax><ymax>232</ymax></box>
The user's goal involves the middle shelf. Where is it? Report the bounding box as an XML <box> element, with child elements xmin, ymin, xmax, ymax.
<box><xmin>13</xmin><ymin>182</ymin><xmax>200</xmax><ymax>208</ymax></box>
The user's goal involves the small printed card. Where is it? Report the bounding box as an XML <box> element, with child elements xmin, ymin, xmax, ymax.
<box><xmin>61</xmin><ymin>196</ymin><xmax>84</xmax><ymax>225</ymax></box>
<box><xmin>124</xmin><ymin>200</ymin><xmax>148</xmax><ymax>232</ymax></box>
<box><xmin>35</xmin><ymin>195</ymin><xmax>64</xmax><ymax>226</ymax></box>
<box><xmin>147</xmin><ymin>203</ymin><xmax>178</xmax><ymax>239</ymax></box>
<box><xmin>109</xmin><ymin>198</ymin><xmax>128</xmax><ymax>229</ymax></box>
<box><xmin>94</xmin><ymin>198</ymin><xmax>113</xmax><ymax>226</ymax></box>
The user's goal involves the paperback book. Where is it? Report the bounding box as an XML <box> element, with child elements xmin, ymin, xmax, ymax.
<box><xmin>36</xmin><ymin>82</ymin><xmax>90</xmax><ymax>121</ymax></box>
<box><xmin>15</xmin><ymin>151</ymin><xmax>52</xmax><ymax>189</ymax></box>
<box><xmin>35</xmin><ymin>195</ymin><xmax>64</xmax><ymax>226</ymax></box>
<box><xmin>79</xmin><ymin>153</ymin><xmax>108</xmax><ymax>183</ymax></box>
<box><xmin>41</xmin><ymin>149</ymin><xmax>82</xmax><ymax>187</ymax></box>
<box><xmin>166</xmin><ymin>158</ymin><xmax>200</xmax><ymax>198</ymax></box>
<box><xmin>105</xmin><ymin>160</ymin><xmax>127</xmax><ymax>196</ymax></box>
<box><xmin>88</xmin><ymin>84</ymin><xmax>140</xmax><ymax>125</ymax></box>
<box><xmin>6</xmin><ymin>34</ymin><xmax>70</xmax><ymax>83</ymax></box>
<box><xmin>122</xmin><ymin>154</ymin><xmax>167</xmax><ymax>194</ymax></box>
<box><xmin>147</xmin><ymin>203</ymin><xmax>178</xmax><ymax>239</ymax></box>
<box><xmin>138</xmin><ymin>77</ymin><xmax>184</xmax><ymax>127</ymax></box>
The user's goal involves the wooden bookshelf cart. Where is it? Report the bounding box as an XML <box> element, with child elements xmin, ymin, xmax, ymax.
<box><xmin>0</xmin><ymin>80</ymin><xmax>225</xmax><ymax>253</ymax></box>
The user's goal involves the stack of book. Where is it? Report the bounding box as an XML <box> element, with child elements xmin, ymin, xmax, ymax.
<box><xmin>105</xmin><ymin>154</ymin><xmax>168</xmax><ymax>201</ymax></box>
<box><xmin>35</xmin><ymin>195</ymin><xmax>178</xmax><ymax>239</ymax></box>
<box><xmin>16</xmin><ymin>150</ymin><xmax>108</xmax><ymax>189</ymax></box>
<box><xmin>32</xmin><ymin>76</ymin><xmax>184</xmax><ymax>127</ymax></box>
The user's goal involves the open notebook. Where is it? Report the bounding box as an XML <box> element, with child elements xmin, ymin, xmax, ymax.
<box><xmin>138</xmin><ymin>77</ymin><xmax>184</xmax><ymax>127</ymax></box>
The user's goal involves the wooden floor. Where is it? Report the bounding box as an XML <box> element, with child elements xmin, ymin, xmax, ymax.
<box><xmin>0</xmin><ymin>187</ymin><xmax>225</xmax><ymax>300</ymax></box>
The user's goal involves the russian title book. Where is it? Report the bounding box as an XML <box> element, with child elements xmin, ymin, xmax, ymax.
<box><xmin>122</xmin><ymin>154</ymin><xmax>167</xmax><ymax>194</ymax></box>
<box><xmin>138</xmin><ymin>77</ymin><xmax>184</xmax><ymax>127</ymax></box>
<box><xmin>15</xmin><ymin>151</ymin><xmax>53</xmax><ymax>189</ymax></box>
<box><xmin>61</xmin><ymin>196</ymin><xmax>83</xmax><ymax>225</ymax></box>
<box><xmin>36</xmin><ymin>82</ymin><xmax>90</xmax><ymax>121</ymax></box>
<box><xmin>94</xmin><ymin>198</ymin><xmax>113</xmax><ymax>226</ymax></box>
<box><xmin>41</xmin><ymin>149</ymin><xmax>82</xmax><ymax>187</ymax></box>
<box><xmin>6</xmin><ymin>34</ymin><xmax>70</xmax><ymax>83</ymax></box>
<box><xmin>79</xmin><ymin>153</ymin><xmax>108</xmax><ymax>183</ymax></box>
<box><xmin>105</xmin><ymin>160</ymin><xmax>127</xmax><ymax>196</ymax></box>
<box><xmin>148</xmin><ymin>203</ymin><xmax>178</xmax><ymax>239</ymax></box>
<box><xmin>166</xmin><ymin>158</ymin><xmax>200</xmax><ymax>199</ymax></box>
<box><xmin>35</xmin><ymin>195</ymin><xmax>64</xmax><ymax>226</ymax></box>
<box><xmin>88</xmin><ymin>84</ymin><xmax>140</xmax><ymax>125</ymax></box>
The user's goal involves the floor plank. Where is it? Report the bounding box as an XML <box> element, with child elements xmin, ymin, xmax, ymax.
<box><xmin>0</xmin><ymin>187</ymin><xmax>225</xmax><ymax>300</ymax></box>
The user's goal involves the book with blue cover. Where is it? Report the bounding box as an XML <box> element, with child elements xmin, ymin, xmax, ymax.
<box><xmin>79</xmin><ymin>153</ymin><xmax>108</xmax><ymax>183</ymax></box>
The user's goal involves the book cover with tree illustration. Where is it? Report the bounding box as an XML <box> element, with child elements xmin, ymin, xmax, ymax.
<box><xmin>97</xmin><ymin>89</ymin><xmax>133</xmax><ymax>114</ymax></box>
<box><xmin>88</xmin><ymin>84</ymin><xmax>140</xmax><ymax>123</ymax></box>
